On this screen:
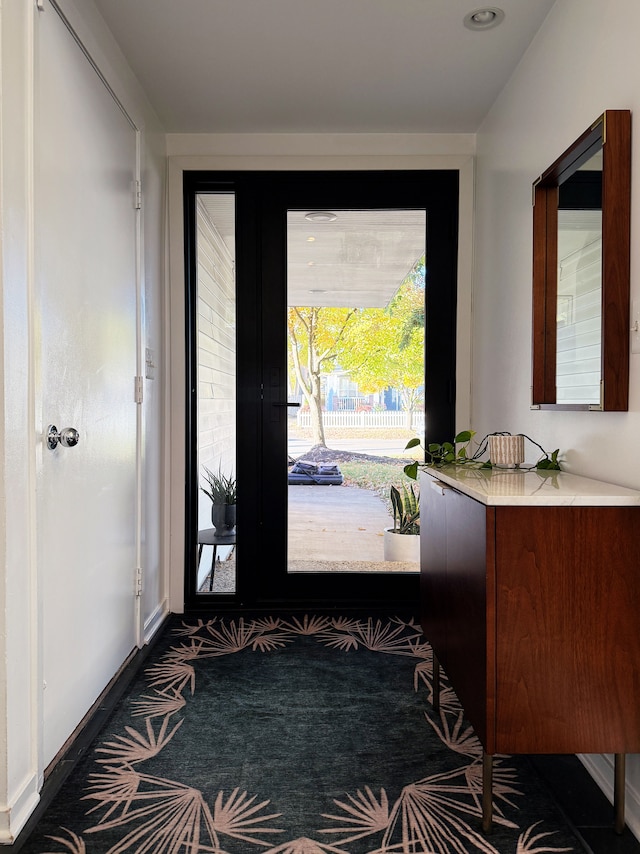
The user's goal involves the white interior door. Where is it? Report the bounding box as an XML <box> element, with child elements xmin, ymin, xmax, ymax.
<box><xmin>35</xmin><ymin>3</ymin><xmax>138</xmax><ymax>767</ymax></box>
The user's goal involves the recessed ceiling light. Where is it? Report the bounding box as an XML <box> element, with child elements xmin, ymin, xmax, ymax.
<box><xmin>307</xmin><ymin>236</ymin><xmax>316</xmax><ymax>242</ymax></box>
<box><xmin>464</xmin><ymin>7</ymin><xmax>505</xmax><ymax>30</ymax></box>
<box><xmin>309</xmin><ymin>289</ymin><xmax>327</xmax><ymax>293</ymax></box>
<box><xmin>305</xmin><ymin>211</ymin><xmax>337</xmax><ymax>222</ymax></box>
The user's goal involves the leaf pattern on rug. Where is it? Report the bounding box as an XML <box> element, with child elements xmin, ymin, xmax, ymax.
<box><xmin>280</xmin><ymin>615</ymin><xmax>333</xmax><ymax>635</ymax></box>
<box><xmin>516</xmin><ymin>822</ymin><xmax>573</xmax><ymax>853</ymax></box>
<box><xmin>462</xmin><ymin>761</ymin><xmax>521</xmax><ymax>822</ymax></box>
<box><xmin>264</xmin><ymin>837</ymin><xmax>350</xmax><ymax>854</ymax></box>
<box><xmin>165</xmin><ymin>637</ymin><xmax>209</xmax><ymax>662</ymax></box>
<box><xmin>319</xmin><ymin>617</ymin><xmax>422</xmax><ymax>656</ymax></box>
<box><xmin>212</xmin><ymin>788</ymin><xmax>284</xmax><ymax>843</ymax></box>
<box><xmin>200</xmin><ymin>616</ymin><xmax>294</xmax><ymax>656</ymax></box>
<box><xmin>43</xmin><ymin>828</ymin><xmax>86</xmax><ymax>854</ymax></box>
<box><xmin>425</xmin><ymin>709</ymin><xmax>482</xmax><ymax>758</ymax></box>
<box><xmin>326</xmin><ymin>616</ymin><xmax>366</xmax><ymax>634</ymax></box>
<box><xmin>172</xmin><ymin>617</ymin><xmax>220</xmax><ymax>637</ymax></box>
<box><xmin>84</xmin><ymin>775</ymin><xmax>222</xmax><ymax>853</ymax></box>
<box><xmin>145</xmin><ymin>657</ymin><xmax>196</xmax><ymax>696</ymax></box>
<box><xmin>383</xmin><ymin>772</ymin><xmax>517</xmax><ymax>854</ymax></box>
<box><xmin>95</xmin><ymin>716</ymin><xmax>184</xmax><ymax>766</ymax></box>
<box><xmin>320</xmin><ymin>786</ymin><xmax>390</xmax><ymax>843</ymax></box>
<box><xmin>319</xmin><ymin>763</ymin><xmax>520</xmax><ymax>853</ymax></box>
<box><xmin>131</xmin><ymin>689</ymin><xmax>186</xmax><ymax>719</ymax></box>
<box><xmin>36</xmin><ymin>616</ymin><xmax>578</xmax><ymax>854</ymax></box>
<box><xmin>83</xmin><ymin>769</ymin><xmax>144</xmax><ymax>822</ymax></box>
<box><xmin>82</xmin><ymin>770</ymin><xmax>283</xmax><ymax>852</ymax></box>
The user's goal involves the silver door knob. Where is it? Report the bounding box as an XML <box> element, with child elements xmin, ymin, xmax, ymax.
<box><xmin>47</xmin><ymin>425</ymin><xmax>80</xmax><ymax>450</ymax></box>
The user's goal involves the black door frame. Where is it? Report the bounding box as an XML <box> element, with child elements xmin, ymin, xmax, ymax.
<box><xmin>183</xmin><ymin>169</ymin><xmax>459</xmax><ymax>611</ymax></box>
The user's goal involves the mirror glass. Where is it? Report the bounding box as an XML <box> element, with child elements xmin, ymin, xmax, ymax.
<box><xmin>532</xmin><ymin>110</ymin><xmax>631</xmax><ymax>411</ymax></box>
<box><xmin>556</xmin><ymin>151</ymin><xmax>602</xmax><ymax>405</ymax></box>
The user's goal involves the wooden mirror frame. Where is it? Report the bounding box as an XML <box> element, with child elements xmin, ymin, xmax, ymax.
<box><xmin>532</xmin><ymin>110</ymin><xmax>631</xmax><ymax>410</ymax></box>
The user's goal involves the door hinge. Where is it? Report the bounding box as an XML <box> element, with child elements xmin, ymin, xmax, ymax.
<box><xmin>134</xmin><ymin>375</ymin><xmax>144</xmax><ymax>403</ymax></box>
<box><xmin>135</xmin><ymin>567</ymin><xmax>143</xmax><ymax>597</ymax></box>
<box><xmin>36</xmin><ymin>0</ymin><xmax>45</xmax><ymax>10</ymax></box>
<box><xmin>133</xmin><ymin>179</ymin><xmax>142</xmax><ymax>210</ymax></box>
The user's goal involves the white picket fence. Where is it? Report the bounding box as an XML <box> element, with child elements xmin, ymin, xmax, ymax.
<box><xmin>296</xmin><ymin>410</ymin><xmax>425</xmax><ymax>430</ymax></box>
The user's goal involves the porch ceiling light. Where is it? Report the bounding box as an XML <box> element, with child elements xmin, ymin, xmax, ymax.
<box><xmin>464</xmin><ymin>7</ymin><xmax>505</xmax><ymax>30</ymax></box>
<box><xmin>305</xmin><ymin>211</ymin><xmax>337</xmax><ymax>222</ymax></box>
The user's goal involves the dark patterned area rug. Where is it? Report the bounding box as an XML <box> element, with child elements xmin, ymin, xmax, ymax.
<box><xmin>19</xmin><ymin>614</ymin><xmax>583</xmax><ymax>853</ymax></box>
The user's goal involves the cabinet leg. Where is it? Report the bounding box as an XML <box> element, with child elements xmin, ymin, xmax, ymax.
<box><xmin>614</xmin><ymin>753</ymin><xmax>626</xmax><ymax>834</ymax></box>
<box><xmin>482</xmin><ymin>752</ymin><xmax>493</xmax><ymax>834</ymax></box>
<box><xmin>432</xmin><ymin>654</ymin><xmax>440</xmax><ymax>713</ymax></box>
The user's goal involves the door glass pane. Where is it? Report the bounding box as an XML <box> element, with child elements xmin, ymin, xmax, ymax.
<box><xmin>195</xmin><ymin>193</ymin><xmax>237</xmax><ymax>595</ymax></box>
<box><xmin>287</xmin><ymin>209</ymin><xmax>425</xmax><ymax>574</ymax></box>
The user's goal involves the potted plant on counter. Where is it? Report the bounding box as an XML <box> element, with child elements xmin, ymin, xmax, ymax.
<box><xmin>383</xmin><ymin>482</ymin><xmax>420</xmax><ymax>562</ymax></box>
<box><xmin>402</xmin><ymin>430</ymin><xmax>561</xmax><ymax>479</ymax></box>
<box><xmin>201</xmin><ymin>465</ymin><xmax>237</xmax><ymax>536</ymax></box>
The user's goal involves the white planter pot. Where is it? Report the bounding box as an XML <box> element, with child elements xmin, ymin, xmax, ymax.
<box><xmin>383</xmin><ymin>528</ymin><xmax>420</xmax><ymax>562</ymax></box>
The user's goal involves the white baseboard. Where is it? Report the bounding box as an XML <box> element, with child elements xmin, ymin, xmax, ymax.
<box><xmin>1</xmin><ymin>611</ymin><xmax>169</xmax><ymax>846</ymax></box>
<box><xmin>579</xmin><ymin>754</ymin><xmax>640</xmax><ymax>842</ymax></box>
<box><xmin>144</xmin><ymin>600</ymin><xmax>170</xmax><ymax>644</ymax></box>
<box><xmin>0</xmin><ymin>772</ymin><xmax>40</xmax><ymax>844</ymax></box>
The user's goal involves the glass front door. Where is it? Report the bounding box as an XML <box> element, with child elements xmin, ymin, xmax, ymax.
<box><xmin>184</xmin><ymin>170</ymin><xmax>459</xmax><ymax>609</ymax></box>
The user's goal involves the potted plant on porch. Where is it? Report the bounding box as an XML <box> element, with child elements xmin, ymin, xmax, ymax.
<box><xmin>383</xmin><ymin>482</ymin><xmax>420</xmax><ymax>562</ymax></box>
<box><xmin>201</xmin><ymin>465</ymin><xmax>237</xmax><ymax>536</ymax></box>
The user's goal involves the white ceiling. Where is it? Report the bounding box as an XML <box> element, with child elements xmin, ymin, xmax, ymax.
<box><xmin>100</xmin><ymin>0</ymin><xmax>557</xmax><ymax>306</ymax></box>
<box><xmin>92</xmin><ymin>0</ymin><xmax>557</xmax><ymax>134</ymax></box>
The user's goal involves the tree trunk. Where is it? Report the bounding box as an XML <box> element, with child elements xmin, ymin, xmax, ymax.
<box><xmin>308</xmin><ymin>372</ymin><xmax>326</xmax><ymax>446</ymax></box>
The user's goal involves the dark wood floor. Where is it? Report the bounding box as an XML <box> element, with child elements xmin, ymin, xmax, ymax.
<box><xmin>527</xmin><ymin>755</ymin><xmax>640</xmax><ymax>854</ymax></box>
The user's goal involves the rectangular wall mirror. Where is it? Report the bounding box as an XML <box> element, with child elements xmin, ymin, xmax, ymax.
<box><xmin>532</xmin><ymin>110</ymin><xmax>631</xmax><ymax>410</ymax></box>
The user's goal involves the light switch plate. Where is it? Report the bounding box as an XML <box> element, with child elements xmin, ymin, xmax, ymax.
<box><xmin>632</xmin><ymin>301</ymin><xmax>640</xmax><ymax>354</ymax></box>
<box><xmin>145</xmin><ymin>347</ymin><xmax>156</xmax><ymax>379</ymax></box>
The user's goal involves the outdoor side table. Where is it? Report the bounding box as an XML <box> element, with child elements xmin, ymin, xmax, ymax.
<box><xmin>198</xmin><ymin>528</ymin><xmax>236</xmax><ymax>591</ymax></box>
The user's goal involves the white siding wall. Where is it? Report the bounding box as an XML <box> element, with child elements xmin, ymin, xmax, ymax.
<box><xmin>196</xmin><ymin>198</ymin><xmax>236</xmax><ymax>531</ymax></box>
<box><xmin>473</xmin><ymin>0</ymin><xmax>640</xmax><ymax>836</ymax></box>
<box><xmin>556</xmin><ymin>222</ymin><xmax>602</xmax><ymax>404</ymax></box>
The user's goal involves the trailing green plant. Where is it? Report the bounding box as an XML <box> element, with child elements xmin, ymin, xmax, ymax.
<box><xmin>390</xmin><ymin>482</ymin><xmax>420</xmax><ymax>534</ymax></box>
<box><xmin>402</xmin><ymin>430</ymin><xmax>561</xmax><ymax>480</ymax></box>
<box><xmin>201</xmin><ymin>465</ymin><xmax>237</xmax><ymax>505</ymax></box>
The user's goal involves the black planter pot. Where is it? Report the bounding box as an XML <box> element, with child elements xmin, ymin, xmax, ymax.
<box><xmin>211</xmin><ymin>503</ymin><xmax>236</xmax><ymax>536</ymax></box>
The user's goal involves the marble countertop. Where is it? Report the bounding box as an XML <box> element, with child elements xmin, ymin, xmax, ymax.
<box><xmin>420</xmin><ymin>465</ymin><xmax>640</xmax><ymax>506</ymax></box>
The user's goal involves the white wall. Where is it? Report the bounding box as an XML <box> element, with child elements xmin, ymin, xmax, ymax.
<box><xmin>0</xmin><ymin>0</ymin><xmax>166</xmax><ymax>841</ymax></box>
<box><xmin>473</xmin><ymin>0</ymin><xmax>640</xmax><ymax>836</ymax></box>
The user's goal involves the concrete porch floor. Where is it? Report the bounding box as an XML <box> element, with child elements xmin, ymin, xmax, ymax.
<box><xmin>199</xmin><ymin>481</ymin><xmax>418</xmax><ymax>593</ymax></box>
<box><xmin>288</xmin><ymin>482</ymin><xmax>393</xmax><ymax>562</ymax></box>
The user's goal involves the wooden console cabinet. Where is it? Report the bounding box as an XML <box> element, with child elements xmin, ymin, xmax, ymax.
<box><xmin>420</xmin><ymin>467</ymin><xmax>640</xmax><ymax>831</ymax></box>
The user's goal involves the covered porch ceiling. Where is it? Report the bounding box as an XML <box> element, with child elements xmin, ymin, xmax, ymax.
<box><xmin>201</xmin><ymin>196</ymin><xmax>425</xmax><ymax>308</ymax></box>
